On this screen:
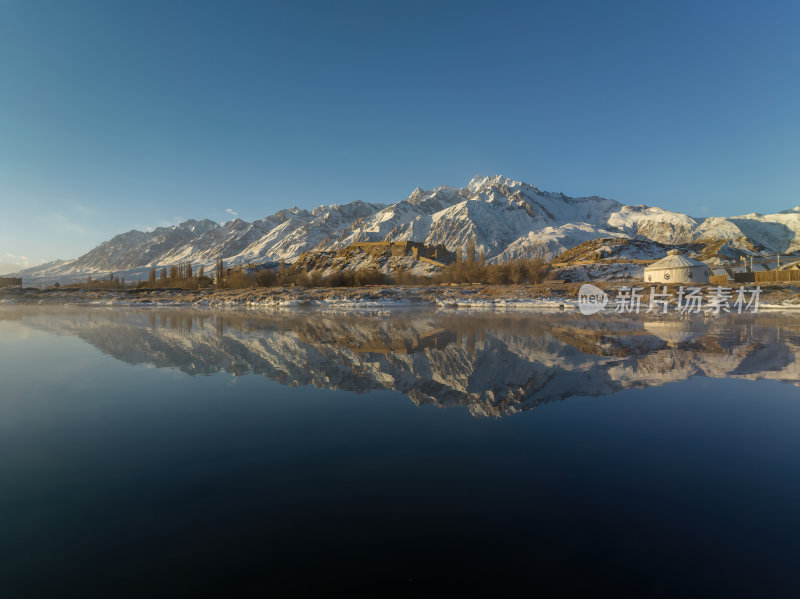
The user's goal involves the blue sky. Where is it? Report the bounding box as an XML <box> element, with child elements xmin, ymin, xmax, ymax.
<box><xmin>1</xmin><ymin>0</ymin><xmax>799</xmax><ymax>271</ymax></box>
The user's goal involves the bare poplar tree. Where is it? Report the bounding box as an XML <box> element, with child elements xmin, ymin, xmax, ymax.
<box><xmin>466</xmin><ymin>237</ymin><xmax>477</xmax><ymax>264</ymax></box>
<box><xmin>215</xmin><ymin>258</ymin><xmax>224</xmax><ymax>288</ymax></box>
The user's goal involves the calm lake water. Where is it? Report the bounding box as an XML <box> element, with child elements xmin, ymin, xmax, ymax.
<box><xmin>1</xmin><ymin>306</ymin><xmax>800</xmax><ymax>596</ymax></box>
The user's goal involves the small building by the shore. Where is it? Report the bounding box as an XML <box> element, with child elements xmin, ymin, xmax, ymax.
<box><xmin>643</xmin><ymin>250</ymin><xmax>709</xmax><ymax>284</ymax></box>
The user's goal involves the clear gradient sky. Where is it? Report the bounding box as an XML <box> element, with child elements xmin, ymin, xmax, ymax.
<box><xmin>1</xmin><ymin>0</ymin><xmax>799</xmax><ymax>272</ymax></box>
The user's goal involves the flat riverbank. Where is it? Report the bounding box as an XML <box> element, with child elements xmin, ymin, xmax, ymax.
<box><xmin>3</xmin><ymin>281</ymin><xmax>800</xmax><ymax>310</ymax></box>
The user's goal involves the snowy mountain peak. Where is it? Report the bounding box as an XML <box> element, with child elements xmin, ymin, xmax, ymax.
<box><xmin>467</xmin><ymin>174</ymin><xmax>525</xmax><ymax>192</ymax></box>
<box><xmin>177</xmin><ymin>218</ymin><xmax>219</xmax><ymax>234</ymax></box>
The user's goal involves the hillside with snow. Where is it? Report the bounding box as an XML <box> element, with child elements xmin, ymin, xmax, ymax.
<box><xmin>11</xmin><ymin>175</ymin><xmax>800</xmax><ymax>282</ymax></box>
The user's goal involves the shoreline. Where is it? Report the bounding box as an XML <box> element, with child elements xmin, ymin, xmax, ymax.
<box><xmin>2</xmin><ymin>281</ymin><xmax>800</xmax><ymax>312</ymax></box>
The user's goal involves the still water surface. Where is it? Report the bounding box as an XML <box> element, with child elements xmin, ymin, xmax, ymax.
<box><xmin>1</xmin><ymin>306</ymin><xmax>799</xmax><ymax>595</ymax></box>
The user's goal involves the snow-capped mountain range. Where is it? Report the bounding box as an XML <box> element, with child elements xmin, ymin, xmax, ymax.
<box><xmin>13</xmin><ymin>175</ymin><xmax>800</xmax><ymax>280</ymax></box>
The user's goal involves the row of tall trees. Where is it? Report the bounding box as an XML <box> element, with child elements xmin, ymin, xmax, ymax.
<box><xmin>81</xmin><ymin>272</ymin><xmax>126</xmax><ymax>289</ymax></box>
<box><xmin>140</xmin><ymin>261</ymin><xmax>212</xmax><ymax>290</ymax></box>
<box><xmin>455</xmin><ymin>238</ymin><xmax>486</xmax><ymax>267</ymax></box>
<box><xmin>438</xmin><ymin>256</ymin><xmax>550</xmax><ymax>285</ymax></box>
<box><xmin>443</xmin><ymin>238</ymin><xmax>551</xmax><ymax>284</ymax></box>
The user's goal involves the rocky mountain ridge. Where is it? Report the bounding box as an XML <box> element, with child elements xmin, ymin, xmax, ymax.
<box><xmin>12</xmin><ymin>175</ymin><xmax>800</xmax><ymax>281</ymax></box>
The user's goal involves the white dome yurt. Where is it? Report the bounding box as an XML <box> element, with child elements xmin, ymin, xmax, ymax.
<box><xmin>643</xmin><ymin>250</ymin><xmax>709</xmax><ymax>284</ymax></box>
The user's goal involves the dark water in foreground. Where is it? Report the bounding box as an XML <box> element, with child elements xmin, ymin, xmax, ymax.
<box><xmin>1</xmin><ymin>306</ymin><xmax>800</xmax><ymax>596</ymax></box>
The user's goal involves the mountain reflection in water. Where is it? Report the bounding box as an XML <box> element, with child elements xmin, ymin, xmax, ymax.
<box><xmin>9</xmin><ymin>307</ymin><xmax>800</xmax><ymax>417</ymax></box>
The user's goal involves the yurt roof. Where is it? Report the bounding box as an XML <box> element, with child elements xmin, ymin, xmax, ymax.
<box><xmin>644</xmin><ymin>250</ymin><xmax>706</xmax><ymax>271</ymax></box>
<box><xmin>644</xmin><ymin>321</ymin><xmax>705</xmax><ymax>345</ymax></box>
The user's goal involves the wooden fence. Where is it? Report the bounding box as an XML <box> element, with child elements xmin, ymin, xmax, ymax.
<box><xmin>731</xmin><ymin>270</ymin><xmax>800</xmax><ymax>284</ymax></box>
